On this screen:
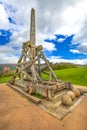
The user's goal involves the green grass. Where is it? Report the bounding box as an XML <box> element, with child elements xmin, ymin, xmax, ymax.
<box><xmin>34</xmin><ymin>93</ymin><xmax>45</xmax><ymax>99</ymax></box>
<box><xmin>0</xmin><ymin>71</ymin><xmax>14</xmax><ymax>83</ymax></box>
<box><xmin>42</xmin><ymin>67</ymin><xmax>87</xmax><ymax>86</ymax></box>
<box><xmin>0</xmin><ymin>76</ymin><xmax>12</xmax><ymax>83</ymax></box>
<box><xmin>0</xmin><ymin>67</ymin><xmax>87</xmax><ymax>86</ymax></box>
<box><xmin>0</xmin><ymin>75</ymin><xmax>13</xmax><ymax>83</ymax></box>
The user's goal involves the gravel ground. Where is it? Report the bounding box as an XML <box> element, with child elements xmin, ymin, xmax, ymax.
<box><xmin>0</xmin><ymin>83</ymin><xmax>87</xmax><ymax>130</ymax></box>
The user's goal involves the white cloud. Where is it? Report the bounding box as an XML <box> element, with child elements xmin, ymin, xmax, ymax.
<box><xmin>1</xmin><ymin>0</ymin><xmax>87</xmax><ymax>38</ymax></box>
<box><xmin>78</xmin><ymin>42</ymin><xmax>87</xmax><ymax>54</ymax></box>
<box><xmin>36</xmin><ymin>33</ymin><xmax>57</xmax><ymax>51</ymax></box>
<box><xmin>49</xmin><ymin>56</ymin><xmax>87</xmax><ymax>65</ymax></box>
<box><xmin>9</xmin><ymin>29</ymin><xmax>29</xmax><ymax>47</ymax></box>
<box><xmin>0</xmin><ymin>45</ymin><xmax>20</xmax><ymax>64</ymax></box>
<box><xmin>62</xmin><ymin>2</ymin><xmax>87</xmax><ymax>25</ymax></box>
<box><xmin>70</xmin><ymin>49</ymin><xmax>80</xmax><ymax>54</ymax></box>
<box><xmin>50</xmin><ymin>56</ymin><xmax>61</xmax><ymax>59</ymax></box>
<box><xmin>0</xmin><ymin>53</ymin><xmax>18</xmax><ymax>64</ymax></box>
<box><xmin>0</xmin><ymin>0</ymin><xmax>87</xmax><ymax>64</ymax></box>
<box><xmin>56</xmin><ymin>1</ymin><xmax>87</xmax><ymax>35</ymax></box>
<box><xmin>0</xmin><ymin>4</ymin><xmax>9</xmax><ymax>29</ymax></box>
<box><xmin>0</xmin><ymin>46</ymin><xmax>15</xmax><ymax>53</ymax></box>
<box><xmin>41</xmin><ymin>42</ymin><xmax>56</xmax><ymax>51</ymax></box>
<box><xmin>57</xmin><ymin>38</ymin><xmax>65</xmax><ymax>42</ymax></box>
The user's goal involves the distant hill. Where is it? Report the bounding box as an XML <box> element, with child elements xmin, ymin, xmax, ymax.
<box><xmin>50</xmin><ymin>62</ymin><xmax>78</xmax><ymax>70</ymax></box>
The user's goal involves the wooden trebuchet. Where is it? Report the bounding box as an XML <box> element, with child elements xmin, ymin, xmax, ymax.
<box><xmin>9</xmin><ymin>8</ymin><xmax>66</xmax><ymax>99</ymax></box>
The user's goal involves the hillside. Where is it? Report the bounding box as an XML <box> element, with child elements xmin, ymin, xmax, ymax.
<box><xmin>42</xmin><ymin>67</ymin><xmax>87</xmax><ymax>86</ymax></box>
<box><xmin>54</xmin><ymin>67</ymin><xmax>87</xmax><ymax>86</ymax></box>
<box><xmin>51</xmin><ymin>62</ymin><xmax>77</xmax><ymax>70</ymax></box>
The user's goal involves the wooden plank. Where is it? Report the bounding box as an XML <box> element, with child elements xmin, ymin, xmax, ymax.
<box><xmin>13</xmin><ymin>58</ymin><xmax>38</xmax><ymax>78</ymax></box>
<box><xmin>15</xmin><ymin>80</ymin><xmax>26</xmax><ymax>88</ymax></box>
<box><xmin>41</xmin><ymin>52</ymin><xmax>58</xmax><ymax>81</ymax></box>
<box><xmin>36</xmin><ymin>72</ymin><xmax>43</xmax><ymax>83</ymax></box>
<box><xmin>53</xmin><ymin>105</ymin><xmax>69</xmax><ymax>119</ymax></box>
<box><xmin>57</xmin><ymin>106</ymin><xmax>69</xmax><ymax>115</ymax></box>
<box><xmin>49</xmin><ymin>71</ymin><xmax>52</xmax><ymax>81</ymax></box>
<box><xmin>22</xmin><ymin>71</ymin><xmax>34</xmax><ymax>81</ymax></box>
<box><xmin>7</xmin><ymin>83</ymin><xmax>41</xmax><ymax>104</ymax></box>
<box><xmin>69</xmin><ymin>95</ymin><xmax>85</xmax><ymax>112</ymax></box>
<box><xmin>37</xmin><ymin>54</ymin><xmax>41</xmax><ymax>77</ymax></box>
<box><xmin>43</xmin><ymin>80</ymin><xmax>56</xmax><ymax>85</ymax></box>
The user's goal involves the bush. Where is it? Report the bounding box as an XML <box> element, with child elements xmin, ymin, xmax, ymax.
<box><xmin>51</xmin><ymin>63</ymin><xmax>77</xmax><ymax>70</ymax></box>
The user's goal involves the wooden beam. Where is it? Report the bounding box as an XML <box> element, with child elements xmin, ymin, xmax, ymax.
<box><xmin>13</xmin><ymin>58</ymin><xmax>38</xmax><ymax>79</ymax></box>
<box><xmin>42</xmin><ymin>71</ymin><xmax>49</xmax><ymax>75</ymax></box>
<box><xmin>40</xmin><ymin>51</ymin><xmax>58</xmax><ymax>81</ymax></box>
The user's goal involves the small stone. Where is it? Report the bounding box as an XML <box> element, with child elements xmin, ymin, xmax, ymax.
<box><xmin>73</xmin><ymin>89</ymin><xmax>80</xmax><ymax>97</ymax></box>
<box><xmin>78</xmin><ymin>88</ymin><xmax>84</xmax><ymax>95</ymax></box>
<box><xmin>62</xmin><ymin>94</ymin><xmax>72</xmax><ymax>106</ymax></box>
<box><xmin>67</xmin><ymin>91</ymin><xmax>76</xmax><ymax>101</ymax></box>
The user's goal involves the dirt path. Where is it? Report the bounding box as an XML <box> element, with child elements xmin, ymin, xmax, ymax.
<box><xmin>0</xmin><ymin>84</ymin><xmax>87</xmax><ymax>130</ymax></box>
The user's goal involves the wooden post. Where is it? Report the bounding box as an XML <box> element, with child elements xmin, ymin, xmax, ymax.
<box><xmin>40</xmin><ymin>51</ymin><xmax>58</xmax><ymax>81</ymax></box>
<box><xmin>49</xmin><ymin>70</ymin><xmax>52</xmax><ymax>81</ymax></box>
<box><xmin>30</xmin><ymin>8</ymin><xmax>37</xmax><ymax>82</ymax></box>
<box><xmin>37</xmin><ymin>51</ymin><xmax>41</xmax><ymax>77</ymax></box>
<box><xmin>30</xmin><ymin>8</ymin><xmax>35</xmax><ymax>45</ymax></box>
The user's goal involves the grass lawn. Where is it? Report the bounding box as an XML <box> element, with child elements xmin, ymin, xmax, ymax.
<box><xmin>54</xmin><ymin>67</ymin><xmax>87</xmax><ymax>86</ymax></box>
<box><xmin>0</xmin><ymin>67</ymin><xmax>87</xmax><ymax>86</ymax></box>
<box><xmin>0</xmin><ymin>75</ymin><xmax>13</xmax><ymax>83</ymax></box>
<box><xmin>42</xmin><ymin>67</ymin><xmax>87</xmax><ymax>86</ymax></box>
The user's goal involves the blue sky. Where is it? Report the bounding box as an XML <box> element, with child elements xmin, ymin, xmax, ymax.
<box><xmin>0</xmin><ymin>0</ymin><xmax>87</xmax><ymax>64</ymax></box>
<box><xmin>0</xmin><ymin>29</ymin><xmax>12</xmax><ymax>45</ymax></box>
<box><xmin>44</xmin><ymin>34</ymin><xmax>87</xmax><ymax>60</ymax></box>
